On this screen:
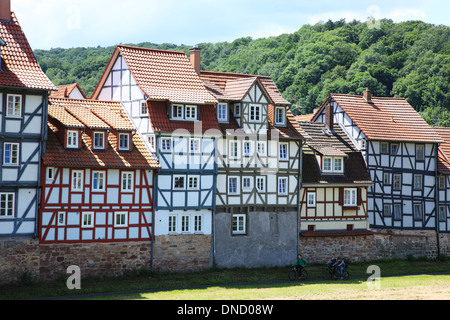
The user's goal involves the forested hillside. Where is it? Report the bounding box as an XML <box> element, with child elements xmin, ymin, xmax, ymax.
<box><xmin>34</xmin><ymin>19</ymin><xmax>450</xmax><ymax>125</ymax></box>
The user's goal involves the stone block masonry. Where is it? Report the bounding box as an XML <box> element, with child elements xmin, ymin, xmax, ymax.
<box><xmin>0</xmin><ymin>239</ymin><xmax>40</xmax><ymax>284</ymax></box>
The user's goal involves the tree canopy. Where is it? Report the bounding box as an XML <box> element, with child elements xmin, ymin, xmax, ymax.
<box><xmin>34</xmin><ymin>19</ymin><xmax>450</xmax><ymax>126</ymax></box>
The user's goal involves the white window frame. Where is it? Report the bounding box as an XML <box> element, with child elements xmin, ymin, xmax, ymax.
<box><xmin>243</xmin><ymin>141</ymin><xmax>253</xmax><ymax>156</ymax></box>
<box><xmin>217</xmin><ymin>103</ymin><xmax>228</xmax><ymax>122</ymax></box>
<box><xmin>57</xmin><ymin>211</ymin><xmax>66</xmax><ymax>226</ymax></box>
<box><xmin>380</xmin><ymin>142</ymin><xmax>389</xmax><ymax>154</ymax></box>
<box><xmin>307</xmin><ymin>192</ymin><xmax>316</xmax><ymax>207</ymax></box>
<box><xmin>278</xmin><ymin>177</ymin><xmax>288</xmax><ymax>195</ymax></box>
<box><xmin>161</xmin><ymin>137</ymin><xmax>172</xmax><ymax>152</ymax></box>
<box><xmin>256</xmin><ymin>176</ymin><xmax>266</xmax><ymax>193</ymax></box>
<box><xmin>257</xmin><ymin>141</ymin><xmax>266</xmax><ymax>156</ymax></box>
<box><xmin>6</xmin><ymin>94</ymin><xmax>22</xmax><ymax>117</ymax></box>
<box><xmin>416</xmin><ymin>144</ymin><xmax>425</xmax><ymax>161</ymax></box>
<box><xmin>3</xmin><ymin>142</ymin><xmax>19</xmax><ymax>166</ymax></box>
<box><xmin>413</xmin><ymin>203</ymin><xmax>423</xmax><ymax>220</ymax></box>
<box><xmin>393</xmin><ymin>174</ymin><xmax>402</xmax><ymax>190</ymax></box>
<box><xmin>67</xmin><ymin>130</ymin><xmax>79</xmax><ymax>149</ymax></box>
<box><xmin>242</xmin><ymin>177</ymin><xmax>252</xmax><ymax>191</ymax></box>
<box><xmin>121</xmin><ymin>171</ymin><xmax>134</xmax><ymax>192</ymax></box>
<box><xmin>439</xmin><ymin>176</ymin><xmax>446</xmax><ymax>189</ymax></box>
<box><xmin>168</xmin><ymin>215</ymin><xmax>177</xmax><ymax>233</ymax></box>
<box><xmin>275</xmin><ymin>106</ymin><xmax>286</xmax><ymax>125</ymax></box>
<box><xmin>92</xmin><ymin>170</ymin><xmax>106</xmax><ymax>192</ymax></box>
<box><xmin>46</xmin><ymin>167</ymin><xmax>56</xmax><ymax>181</ymax></box>
<box><xmin>93</xmin><ymin>131</ymin><xmax>105</xmax><ymax>149</ymax></box>
<box><xmin>81</xmin><ymin>212</ymin><xmax>94</xmax><ymax>228</ymax></box>
<box><xmin>383</xmin><ymin>172</ymin><xmax>390</xmax><ymax>185</ymax></box>
<box><xmin>0</xmin><ymin>192</ymin><xmax>15</xmax><ymax>218</ymax></box>
<box><xmin>229</xmin><ymin>140</ymin><xmax>240</xmax><ymax>159</ymax></box>
<box><xmin>383</xmin><ymin>204</ymin><xmax>392</xmax><ymax>217</ymax></box>
<box><xmin>119</xmin><ymin>133</ymin><xmax>130</xmax><ymax>150</ymax></box>
<box><xmin>194</xmin><ymin>214</ymin><xmax>203</xmax><ymax>233</ymax></box>
<box><xmin>188</xmin><ymin>175</ymin><xmax>199</xmax><ymax>190</ymax></box>
<box><xmin>173</xmin><ymin>175</ymin><xmax>185</xmax><ymax>189</ymax></box>
<box><xmin>234</xmin><ymin>103</ymin><xmax>241</xmax><ymax>117</ymax></box>
<box><xmin>343</xmin><ymin>188</ymin><xmax>357</xmax><ymax>207</ymax></box>
<box><xmin>181</xmin><ymin>214</ymin><xmax>190</xmax><ymax>233</ymax></box>
<box><xmin>232</xmin><ymin>214</ymin><xmax>246</xmax><ymax>235</ymax></box>
<box><xmin>148</xmin><ymin>135</ymin><xmax>156</xmax><ymax>152</ymax></box>
<box><xmin>189</xmin><ymin>138</ymin><xmax>201</xmax><ymax>153</ymax></box>
<box><xmin>172</xmin><ymin>104</ymin><xmax>184</xmax><ymax>120</ymax></box>
<box><xmin>323</xmin><ymin>156</ymin><xmax>344</xmax><ymax>173</ymax></box>
<box><xmin>114</xmin><ymin>211</ymin><xmax>128</xmax><ymax>227</ymax></box>
<box><xmin>279</xmin><ymin>143</ymin><xmax>288</xmax><ymax>161</ymax></box>
<box><xmin>228</xmin><ymin>176</ymin><xmax>239</xmax><ymax>195</ymax></box>
<box><xmin>413</xmin><ymin>174</ymin><xmax>422</xmax><ymax>190</ymax></box>
<box><xmin>249</xmin><ymin>104</ymin><xmax>261</xmax><ymax>122</ymax></box>
<box><xmin>185</xmin><ymin>105</ymin><xmax>198</xmax><ymax>121</ymax></box>
<box><xmin>140</xmin><ymin>101</ymin><xmax>148</xmax><ymax>115</ymax></box>
<box><xmin>71</xmin><ymin>170</ymin><xmax>83</xmax><ymax>192</ymax></box>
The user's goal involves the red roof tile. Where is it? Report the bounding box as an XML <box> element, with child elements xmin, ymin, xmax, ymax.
<box><xmin>0</xmin><ymin>12</ymin><xmax>56</xmax><ymax>91</ymax></box>
<box><xmin>433</xmin><ymin>127</ymin><xmax>450</xmax><ymax>174</ymax></box>
<box><xmin>313</xmin><ymin>93</ymin><xmax>443</xmax><ymax>143</ymax></box>
<box><xmin>50</xmin><ymin>83</ymin><xmax>87</xmax><ymax>99</ymax></box>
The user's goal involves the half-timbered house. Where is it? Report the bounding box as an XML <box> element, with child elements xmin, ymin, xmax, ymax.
<box><xmin>297</xmin><ymin>121</ymin><xmax>372</xmax><ymax>233</ymax></box>
<box><xmin>312</xmin><ymin>90</ymin><xmax>444</xmax><ymax>231</ymax></box>
<box><xmin>91</xmin><ymin>45</ymin><xmax>219</xmax><ymax>271</ymax></box>
<box><xmin>198</xmin><ymin>51</ymin><xmax>306</xmax><ymax>267</ymax></box>
<box><xmin>0</xmin><ymin>8</ymin><xmax>56</xmax><ymax>239</ymax></box>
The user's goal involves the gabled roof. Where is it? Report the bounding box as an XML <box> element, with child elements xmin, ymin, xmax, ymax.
<box><xmin>0</xmin><ymin>12</ymin><xmax>56</xmax><ymax>91</ymax></box>
<box><xmin>50</xmin><ymin>83</ymin><xmax>87</xmax><ymax>99</ymax></box>
<box><xmin>312</xmin><ymin>93</ymin><xmax>443</xmax><ymax>143</ymax></box>
<box><xmin>92</xmin><ymin>45</ymin><xmax>217</xmax><ymax>105</ymax></box>
<box><xmin>45</xmin><ymin>98</ymin><xmax>160</xmax><ymax>169</ymax></box>
<box><xmin>433</xmin><ymin>127</ymin><xmax>450</xmax><ymax>174</ymax></box>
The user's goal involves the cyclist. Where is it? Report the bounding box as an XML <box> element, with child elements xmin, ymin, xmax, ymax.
<box><xmin>292</xmin><ymin>254</ymin><xmax>307</xmax><ymax>274</ymax></box>
<box><xmin>336</xmin><ymin>257</ymin><xmax>346</xmax><ymax>279</ymax></box>
<box><xmin>327</xmin><ymin>254</ymin><xmax>337</xmax><ymax>268</ymax></box>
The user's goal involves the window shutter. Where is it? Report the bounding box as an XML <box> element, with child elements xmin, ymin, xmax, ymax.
<box><xmin>339</xmin><ymin>187</ymin><xmax>344</xmax><ymax>206</ymax></box>
<box><xmin>357</xmin><ymin>188</ymin><xmax>362</xmax><ymax>206</ymax></box>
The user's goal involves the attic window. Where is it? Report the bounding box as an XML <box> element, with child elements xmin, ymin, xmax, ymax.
<box><xmin>323</xmin><ymin>156</ymin><xmax>344</xmax><ymax>174</ymax></box>
<box><xmin>93</xmin><ymin>132</ymin><xmax>105</xmax><ymax>149</ymax></box>
<box><xmin>274</xmin><ymin>107</ymin><xmax>286</xmax><ymax>125</ymax></box>
<box><xmin>119</xmin><ymin>133</ymin><xmax>130</xmax><ymax>151</ymax></box>
<box><xmin>67</xmin><ymin>130</ymin><xmax>79</xmax><ymax>148</ymax></box>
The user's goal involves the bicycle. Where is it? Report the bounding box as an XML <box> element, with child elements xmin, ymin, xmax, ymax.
<box><xmin>288</xmin><ymin>266</ymin><xmax>308</xmax><ymax>281</ymax></box>
<box><xmin>323</xmin><ymin>264</ymin><xmax>337</xmax><ymax>280</ymax></box>
<box><xmin>333</xmin><ymin>265</ymin><xmax>350</xmax><ymax>280</ymax></box>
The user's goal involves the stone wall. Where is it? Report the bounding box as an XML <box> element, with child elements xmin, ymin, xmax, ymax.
<box><xmin>0</xmin><ymin>238</ymin><xmax>39</xmax><ymax>284</ymax></box>
<box><xmin>152</xmin><ymin>234</ymin><xmax>212</xmax><ymax>272</ymax></box>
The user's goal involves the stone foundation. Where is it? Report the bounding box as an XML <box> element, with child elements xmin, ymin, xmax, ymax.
<box><xmin>152</xmin><ymin>234</ymin><xmax>212</xmax><ymax>272</ymax></box>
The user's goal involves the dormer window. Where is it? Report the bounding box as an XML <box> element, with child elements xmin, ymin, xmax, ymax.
<box><xmin>93</xmin><ymin>131</ymin><xmax>105</xmax><ymax>149</ymax></box>
<box><xmin>233</xmin><ymin>104</ymin><xmax>241</xmax><ymax>117</ymax></box>
<box><xmin>275</xmin><ymin>107</ymin><xmax>286</xmax><ymax>126</ymax></box>
<box><xmin>217</xmin><ymin>103</ymin><xmax>228</xmax><ymax>122</ymax></box>
<box><xmin>67</xmin><ymin>130</ymin><xmax>79</xmax><ymax>148</ymax></box>
<box><xmin>119</xmin><ymin>133</ymin><xmax>130</xmax><ymax>151</ymax></box>
<box><xmin>171</xmin><ymin>104</ymin><xmax>198</xmax><ymax>121</ymax></box>
<box><xmin>249</xmin><ymin>104</ymin><xmax>261</xmax><ymax>122</ymax></box>
<box><xmin>322</xmin><ymin>156</ymin><xmax>344</xmax><ymax>174</ymax></box>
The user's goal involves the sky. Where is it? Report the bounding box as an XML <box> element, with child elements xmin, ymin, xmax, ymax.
<box><xmin>10</xmin><ymin>0</ymin><xmax>450</xmax><ymax>50</ymax></box>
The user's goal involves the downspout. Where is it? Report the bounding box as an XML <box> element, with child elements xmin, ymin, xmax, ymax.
<box><xmin>435</xmin><ymin>145</ymin><xmax>440</xmax><ymax>258</ymax></box>
<box><xmin>297</xmin><ymin>140</ymin><xmax>306</xmax><ymax>254</ymax></box>
<box><xmin>151</xmin><ymin>132</ymin><xmax>162</xmax><ymax>273</ymax></box>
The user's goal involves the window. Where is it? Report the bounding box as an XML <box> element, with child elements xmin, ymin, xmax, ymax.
<box><xmin>413</xmin><ymin>204</ymin><xmax>423</xmax><ymax>220</ymax></box>
<box><xmin>148</xmin><ymin>135</ymin><xmax>156</xmax><ymax>152</ymax></box>
<box><xmin>92</xmin><ymin>171</ymin><xmax>105</xmax><ymax>191</ymax></box>
<box><xmin>229</xmin><ymin>140</ymin><xmax>239</xmax><ymax>159</ymax></box>
<box><xmin>413</xmin><ymin>174</ymin><xmax>422</xmax><ymax>190</ymax></box>
<box><xmin>383</xmin><ymin>172</ymin><xmax>390</xmax><ymax>185</ymax></box>
<box><xmin>188</xmin><ymin>176</ymin><xmax>199</xmax><ymax>189</ymax></box>
<box><xmin>234</xmin><ymin>104</ymin><xmax>241</xmax><ymax>117</ymax></box>
<box><xmin>439</xmin><ymin>206</ymin><xmax>447</xmax><ymax>221</ymax></box>
<box><xmin>275</xmin><ymin>107</ymin><xmax>286</xmax><ymax>125</ymax></box>
<box><xmin>46</xmin><ymin>167</ymin><xmax>55</xmax><ymax>181</ymax></box>
<box><xmin>194</xmin><ymin>214</ymin><xmax>202</xmax><ymax>233</ymax></box>
<box><xmin>380</xmin><ymin>142</ymin><xmax>389</xmax><ymax>154</ymax></box>
<box><xmin>189</xmin><ymin>138</ymin><xmax>201</xmax><ymax>153</ymax></box>
<box><xmin>256</xmin><ymin>176</ymin><xmax>265</xmax><ymax>192</ymax></box>
<box><xmin>121</xmin><ymin>172</ymin><xmax>134</xmax><ymax>192</ymax></box>
<box><xmin>67</xmin><ymin>130</ymin><xmax>79</xmax><ymax>148</ymax></box>
<box><xmin>185</xmin><ymin>105</ymin><xmax>197</xmax><ymax>120</ymax></box>
<box><xmin>416</xmin><ymin>144</ymin><xmax>425</xmax><ymax>161</ymax></box>
<box><xmin>0</xmin><ymin>193</ymin><xmax>14</xmax><ymax>218</ymax></box>
<box><xmin>174</xmin><ymin>176</ymin><xmax>185</xmax><ymax>189</ymax></box>
<box><xmin>439</xmin><ymin>176</ymin><xmax>446</xmax><ymax>189</ymax></box>
<box><xmin>343</xmin><ymin>188</ymin><xmax>357</xmax><ymax>207</ymax></box>
<box><xmin>393</xmin><ymin>174</ymin><xmax>401</xmax><ymax>190</ymax></box>
<box><xmin>307</xmin><ymin>192</ymin><xmax>316</xmax><ymax>207</ymax></box>
<box><xmin>57</xmin><ymin>212</ymin><xmax>65</xmax><ymax>226</ymax></box>
<box><xmin>172</xmin><ymin>104</ymin><xmax>184</xmax><ymax>119</ymax></box>
<box><xmin>3</xmin><ymin>142</ymin><xmax>19</xmax><ymax>165</ymax></box>
<box><xmin>217</xmin><ymin>103</ymin><xmax>228</xmax><ymax>122</ymax></box>
<box><xmin>232</xmin><ymin>214</ymin><xmax>246</xmax><ymax>234</ymax></box>
<box><xmin>6</xmin><ymin>94</ymin><xmax>21</xmax><ymax>117</ymax></box>
<box><xmin>93</xmin><ymin>132</ymin><xmax>105</xmax><ymax>149</ymax></box>
<box><xmin>390</xmin><ymin>143</ymin><xmax>399</xmax><ymax>155</ymax></box>
<box><xmin>393</xmin><ymin>204</ymin><xmax>401</xmax><ymax>220</ymax></box>
<box><xmin>140</xmin><ymin>101</ymin><xmax>148</xmax><ymax>115</ymax></box>
<box><xmin>279</xmin><ymin>143</ymin><xmax>288</xmax><ymax>160</ymax></box>
<box><xmin>181</xmin><ymin>215</ymin><xmax>190</xmax><ymax>233</ymax></box>
<box><xmin>228</xmin><ymin>177</ymin><xmax>238</xmax><ymax>194</ymax></box>
<box><xmin>119</xmin><ymin>133</ymin><xmax>130</xmax><ymax>150</ymax></box>
<box><xmin>243</xmin><ymin>141</ymin><xmax>251</xmax><ymax>156</ymax></box>
<box><xmin>81</xmin><ymin>212</ymin><xmax>94</xmax><ymax>228</ymax></box>
<box><xmin>278</xmin><ymin>177</ymin><xmax>288</xmax><ymax>195</ymax></box>
<box><xmin>71</xmin><ymin>170</ymin><xmax>83</xmax><ymax>191</ymax></box>
<box><xmin>114</xmin><ymin>212</ymin><xmax>127</xmax><ymax>227</ymax></box>
<box><xmin>383</xmin><ymin>204</ymin><xmax>391</xmax><ymax>217</ymax></box>
<box><xmin>161</xmin><ymin>138</ymin><xmax>172</xmax><ymax>152</ymax></box>
<box><xmin>242</xmin><ymin>177</ymin><xmax>252</xmax><ymax>190</ymax></box>
<box><xmin>257</xmin><ymin>141</ymin><xmax>266</xmax><ymax>156</ymax></box>
<box><xmin>168</xmin><ymin>215</ymin><xmax>177</xmax><ymax>233</ymax></box>
<box><xmin>249</xmin><ymin>104</ymin><xmax>261</xmax><ymax>122</ymax></box>
<box><xmin>323</xmin><ymin>156</ymin><xmax>344</xmax><ymax>173</ymax></box>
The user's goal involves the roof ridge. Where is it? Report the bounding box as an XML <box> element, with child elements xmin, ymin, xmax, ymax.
<box><xmin>200</xmin><ymin>70</ymin><xmax>271</xmax><ymax>79</ymax></box>
<box><xmin>117</xmin><ymin>44</ymin><xmax>186</xmax><ymax>55</ymax></box>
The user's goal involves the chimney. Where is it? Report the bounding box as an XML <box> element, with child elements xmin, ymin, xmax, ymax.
<box><xmin>189</xmin><ymin>45</ymin><xmax>201</xmax><ymax>75</ymax></box>
<box><xmin>0</xmin><ymin>0</ymin><xmax>11</xmax><ymax>21</ymax></box>
<box><xmin>325</xmin><ymin>101</ymin><xmax>333</xmax><ymax>130</ymax></box>
<box><xmin>363</xmin><ymin>88</ymin><xmax>372</xmax><ymax>102</ymax></box>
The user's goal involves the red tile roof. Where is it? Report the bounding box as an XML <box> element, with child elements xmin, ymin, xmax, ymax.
<box><xmin>313</xmin><ymin>94</ymin><xmax>443</xmax><ymax>143</ymax></box>
<box><xmin>0</xmin><ymin>12</ymin><xmax>56</xmax><ymax>91</ymax></box>
<box><xmin>92</xmin><ymin>45</ymin><xmax>217</xmax><ymax>105</ymax></box>
<box><xmin>44</xmin><ymin>98</ymin><xmax>160</xmax><ymax>169</ymax></box>
<box><xmin>434</xmin><ymin>127</ymin><xmax>450</xmax><ymax>174</ymax></box>
<box><xmin>50</xmin><ymin>83</ymin><xmax>87</xmax><ymax>99</ymax></box>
